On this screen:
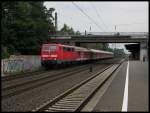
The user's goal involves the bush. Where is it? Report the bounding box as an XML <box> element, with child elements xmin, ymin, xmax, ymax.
<box><xmin>2</xmin><ymin>47</ymin><xmax>10</xmax><ymax>59</ymax></box>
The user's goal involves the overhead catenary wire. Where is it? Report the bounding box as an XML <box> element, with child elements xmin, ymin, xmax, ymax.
<box><xmin>90</xmin><ymin>3</ymin><xmax>110</xmax><ymax>32</ymax></box>
<box><xmin>72</xmin><ymin>2</ymin><xmax>105</xmax><ymax>32</ymax></box>
<box><xmin>57</xmin><ymin>12</ymin><xmax>79</xmax><ymax>32</ymax></box>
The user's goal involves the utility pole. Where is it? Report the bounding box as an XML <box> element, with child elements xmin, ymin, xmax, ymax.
<box><xmin>114</xmin><ymin>25</ymin><xmax>117</xmax><ymax>55</ymax></box>
<box><xmin>55</xmin><ymin>12</ymin><xmax>58</xmax><ymax>33</ymax></box>
<box><xmin>89</xmin><ymin>26</ymin><xmax>91</xmax><ymax>34</ymax></box>
<box><xmin>115</xmin><ymin>25</ymin><xmax>117</xmax><ymax>32</ymax></box>
<box><xmin>85</xmin><ymin>30</ymin><xmax>87</xmax><ymax>36</ymax></box>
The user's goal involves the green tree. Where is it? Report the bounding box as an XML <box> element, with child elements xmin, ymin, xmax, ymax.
<box><xmin>75</xmin><ymin>31</ymin><xmax>81</xmax><ymax>35</ymax></box>
<box><xmin>102</xmin><ymin>43</ymin><xmax>109</xmax><ymax>50</ymax></box>
<box><xmin>1</xmin><ymin>1</ymin><xmax>55</xmax><ymax>57</ymax></box>
<box><xmin>60</xmin><ymin>24</ymin><xmax>77</xmax><ymax>35</ymax></box>
<box><xmin>113</xmin><ymin>48</ymin><xmax>125</xmax><ymax>57</ymax></box>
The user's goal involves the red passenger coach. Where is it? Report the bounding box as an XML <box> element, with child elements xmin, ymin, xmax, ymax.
<box><xmin>90</xmin><ymin>49</ymin><xmax>114</xmax><ymax>60</ymax></box>
<box><xmin>41</xmin><ymin>43</ymin><xmax>114</xmax><ymax>67</ymax></box>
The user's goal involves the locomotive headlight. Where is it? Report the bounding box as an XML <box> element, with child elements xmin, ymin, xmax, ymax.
<box><xmin>42</xmin><ymin>55</ymin><xmax>49</xmax><ymax>57</ymax></box>
<box><xmin>50</xmin><ymin>55</ymin><xmax>57</xmax><ymax>57</ymax></box>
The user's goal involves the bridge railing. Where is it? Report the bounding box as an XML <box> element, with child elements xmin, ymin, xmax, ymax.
<box><xmin>49</xmin><ymin>32</ymin><xmax>148</xmax><ymax>38</ymax></box>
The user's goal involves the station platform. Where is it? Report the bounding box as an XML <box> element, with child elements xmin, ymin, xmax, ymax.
<box><xmin>84</xmin><ymin>61</ymin><xmax>148</xmax><ymax>112</ymax></box>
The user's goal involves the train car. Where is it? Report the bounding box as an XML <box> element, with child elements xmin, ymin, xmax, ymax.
<box><xmin>74</xmin><ymin>46</ymin><xmax>91</xmax><ymax>62</ymax></box>
<box><xmin>90</xmin><ymin>49</ymin><xmax>114</xmax><ymax>60</ymax></box>
<box><xmin>41</xmin><ymin>43</ymin><xmax>74</xmax><ymax>66</ymax></box>
<box><xmin>41</xmin><ymin>43</ymin><xmax>113</xmax><ymax>67</ymax></box>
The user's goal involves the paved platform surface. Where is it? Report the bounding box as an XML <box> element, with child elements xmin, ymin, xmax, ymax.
<box><xmin>128</xmin><ymin>61</ymin><xmax>148</xmax><ymax>111</ymax></box>
<box><xmin>93</xmin><ymin>61</ymin><xmax>148</xmax><ymax>112</ymax></box>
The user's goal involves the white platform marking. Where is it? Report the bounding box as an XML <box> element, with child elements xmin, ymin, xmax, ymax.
<box><xmin>122</xmin><ymin>61</ymin><xmax>129</xmax><ymax>111</ymax></box>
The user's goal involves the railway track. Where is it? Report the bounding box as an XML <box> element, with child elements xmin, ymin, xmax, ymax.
<box><xmin>1</xmin><ymin>64</ymin><xmax>86</xmax><ymax>82</ymax></box>
<box><xmin>32</xmin><ymin>61</ymin><xmax>123</xmax><ymax>112</ymax></box>
<box><xmin>1</xmin><ymin>69</ymin><xmax>47</xmax><ymax>82</ymax></box>
<box><xmin>2</xmin><ymin>58</ymin><xmax>123</xmax><ymax>82</ymax></box>
<box><xmin>2</xmin><ymin>64</ymin><xmax>89</xmax><ymax>89</ymax></box>
<box><xmin>2</xmin><ymin>64</ymin><xmax>96</xmax><ymax>99</ymax></box>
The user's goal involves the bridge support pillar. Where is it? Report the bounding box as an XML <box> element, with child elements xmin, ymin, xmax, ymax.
<box><xmin>140</xmin><ymin>42</ymin><xmax>148</xmax><ymax>61</ymax></box>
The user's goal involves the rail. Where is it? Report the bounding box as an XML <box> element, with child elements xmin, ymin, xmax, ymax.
<box><xmin>32</xmin><ymin>61</ymin><xmax>123</xmax><ymax>112</ymax></box>
<box><xmin>2</xmin><ymin>64</ymin><xmax>91</xmax><ymax>99</ymax></box>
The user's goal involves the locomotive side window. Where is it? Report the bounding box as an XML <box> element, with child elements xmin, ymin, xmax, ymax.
<box><xmin>63</xmin><ymin>47</ymin><xmax>72</xmax><ymax>52</ymax></box>
<box><xmin>63</xmin><ymin>47</ymin><xmax>67</xmax><ymax>52</ymax></box>
<box><xmin>49</xmin><ymin>45</ymin><xmax>57</xmax><ymax>51</ymax></box>
<box><xmin>67</xmin><ymin>48</ymin><xmax>71</xmax><ymax>51</ymax></box>
<box><xmin>69</xmin><ymin>48</ymin><xmax>72</xmax><ymax>51</ymax></box>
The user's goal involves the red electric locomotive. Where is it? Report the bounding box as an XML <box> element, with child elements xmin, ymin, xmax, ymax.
<box><xmin>41</xmin><ymin>43</ymin><xmax>113</xmax><ymax>67</ymax></box>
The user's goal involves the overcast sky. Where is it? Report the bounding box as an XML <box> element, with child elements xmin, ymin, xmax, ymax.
<box><xmin>44</xmin><ymin>2</ymin><xmax>148</xmax><ymax>53</ymax></box>
<box><xmin>44</xmin><ymin>1</ymin><xmax>148</xmax><ymax>33</ymax></box>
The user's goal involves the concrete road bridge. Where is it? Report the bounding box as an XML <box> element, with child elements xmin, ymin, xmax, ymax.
<box><xmin>49</xmin><ymin>32</ymin><xmax>148</xmax><ymax>61</ymax></box>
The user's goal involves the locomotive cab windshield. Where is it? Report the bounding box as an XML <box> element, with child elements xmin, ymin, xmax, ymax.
<box><xmin>49</xmin><ymin>45</ymin><xmax>57</xmax><ymax>52</ymax></box>
<box><xmin>42</xmin><ymin>45</ymin><xmax>57</xmax><ymax>51</ymax></box>
<box><xmin>42</xmin><ymin>46</ymin><xmax>49</xmax><ymax>51</ymax></box>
